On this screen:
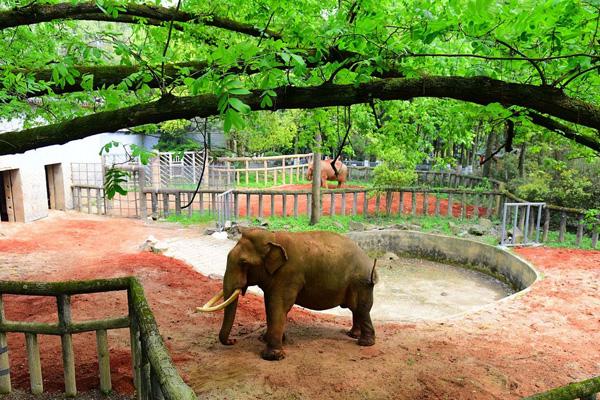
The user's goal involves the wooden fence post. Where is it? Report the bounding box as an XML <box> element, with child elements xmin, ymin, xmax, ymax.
<box><xmin>270</xmin><ymin>194</ymin><xmax>275</xmax><ymax>217</ymax></box>
<box><xmin>0</xmin><ymin>295</ymin><xmax>11</xmax><ymax>395</ymax></box>
<box><xmin>352</xmin><ymin>192</ymin><xmax>358</xmax><ymax>216</ymax></box>
<box><xmin>282</xmin><ymin>194</ymin><xmax>287</xmax><ymax>217</ymax></box>
<box><xmin>57</xmin><ymin>295</ymin><xmax>77</xmax><ymax>397</ymax></box>
<box><xmin>25</xmin><ymin>333</ymin><xmax>43</xmax><ymax>394</ymax></box>
<box><xmin>330</xmin><ymin>193</ymin><xmax>335</xmax><ymax>216</ymax></box>
<box><xmin>399</xmin><ymin>191</ymin><xmax>404</xmax><ymax>214</ymax></box>
<box><xmin>293</xmin><ymin>194</ymin><xmax>299</xmax><ymax>218</ymax></box>
<box><xmin>96</xmin><ymin>329</ymin><xmax>112</xmax><ymax>394</ymax></box>
<box><xmin>559</xmin><ymin>212</ymin><xmax>567</xmax><ymax>242</ymax></box>
<box><xmin>245</xmin><ymin>161</ymin><xmax>249</xmax><ymax>185</ymax></box>
<box><xmin>363</xmin><ymin>191</ymin><xmax>369</xmax><ymax>217</ymax></box>
<box><xmin>542</xmin><ymin>207</ymin><xmax>550</xmax><ymax>242</ymax></box>
<box><xmin>258</xmin><ymin>194</ymin><xmax>263</xmax><ymax>218</ymax></box>
<box><xmin>447</xmin><ymin>194</ymin><xmax>453</xmax><ymax>217</ymax></box>
<box><xmin>385</xmin><ymin>191</ymin><xmax>392</xmax><ymax>216</ymax></box>
<box><xmin>576</xmin><ymin>214</ymin><xmax>584</xmax><ymax>247</ymax></box>
<box><xmin>246</xmin><ymin>194</ymin><xmax>251</xmax><ymax>219</ymax></box>
<box><xmin>175</xmin><ymin>192</ymin><xmax>182</xmax><ymax>215</ymax></box>
<box><xmin>423</xmin><ymin>191</ymin><xmax>429</xmax><ymax>216</ymax></box>
<box><xmin>411</xmin><ymin>191</ymin><xmax>417</xmax><ymax>216</ymax></box>
<box><xmin>234</xmin><ymin>193</ymin><xmax>239</xmax><ymax>220</ymax></box>
<box><xmin>592</xmin><ymin>220</ymin><xmax>598</xmax><ymax>249</ymax></box>
<box><xmin>128</xmin><ymin>291</ymin><xmax>142</xmax><ymax>400</ymax></box>
<box><xmin>434</xmin><ymin>193</ymin><xmax>440</xmax><ymax>217</ymax></box>
<box><xmin>341</xmin><ymin>192</ymin><xmax>347</xmax><ymax>216</ymax></box>
<box><xmin>162</xmin><ymin>194</ymin><xmax>169</xmax><ymax>217</ymax></box>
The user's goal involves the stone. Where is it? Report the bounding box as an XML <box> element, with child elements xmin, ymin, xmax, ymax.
<box><xmin>506</xmin><ymin>226</ymin><xmax>524</xmax><ymax>244</ymax></box>
<box><xmin>140</xmin><ymin>235</ymin><xmax>158</xmax><ymax>252</ymax></box>
<box><xmin>383</xmin><ymin>251</ymin><xmax>399</xmax><ymax>261</ymax></box>
<box><xmin>333</xmin><ymin>221</ymin><xmax>345</xmax><ymax>230</ymax></box>
<box><xmin>478</xmin><ymin>218</ymin><xmax>493</xmax><ymax>230</ymax></box>
<box><xmin>468</xmin><ymin>225</ymin><xmax>486</xmax><ymax>236</ymax></box>
<box><xmin>224</xmin><ymin>220</ymin><xmax>232</xmax><ymax>229</ymax></box>
<box><xmin>152</xmin><ymin>240</ymin><xmax>169</xmax><ymax>253</ymax></box>
<box><xmin>204</xmin><ymin>228</ymin><xmax>216</xmax><ymax>235</ymax></box>
<box><xmin>349</xmin><ymin>221</ymin><xmax>365</xmax><ymax>231</ymax></box>
<box><xmin>211</xmin><ymin>231</ymin><xmax>229</xmax><ymax>240</ymax></box>
<box><xmin>457</xmin><ymin>230</ymin><xmax>469</xmax><ymax>238</ymax></box>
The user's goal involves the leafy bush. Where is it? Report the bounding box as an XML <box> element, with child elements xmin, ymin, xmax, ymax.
<box><xmin>511</xmin><ymin>161</ymin><xmax>592</xmax><ymax>208</ymax></box>
<box><xmin>373</xmin><ymin>165</ymin><xmax>418</xmax><ymax>187</ymax></box>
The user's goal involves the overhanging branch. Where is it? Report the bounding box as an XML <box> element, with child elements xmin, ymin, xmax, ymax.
<box><xmin>0</xmin><ymin>2</ymin><xmax>281</xmax><ymax>39</ymax></box>
<box><xmin>1</xmin><ymin>75</ymin><xmax>598</xmax><ymax>155</ymax></box>
<box><xmin>526</xmin><ymin>111</ymin><xmax>600</xmax><ymax>153</ymax></box>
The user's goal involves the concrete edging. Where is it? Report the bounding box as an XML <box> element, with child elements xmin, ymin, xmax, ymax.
<box><xmin>347</xmin><ymin>230</ymin><xmax>540</xmax><ymax>293</ymax></box>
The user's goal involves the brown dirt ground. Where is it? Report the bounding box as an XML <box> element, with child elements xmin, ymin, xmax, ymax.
<box><xmin>237</xmin><ymin>184</ymin><xmax>486</xmax><ymax>218</ymax></box>
<box><xmin>0</xmin><ymin>212</ymin><xmax>598</xmax><ymax>399</ymax></box>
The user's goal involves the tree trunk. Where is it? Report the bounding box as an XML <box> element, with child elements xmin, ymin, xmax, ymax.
<box><xmin>482</xmin><ymin>129</ymin><xmax>496</xmax><ymax>178</ymax></box>
<box><xmin>310</xmin><ymin>132</ymin><xmax>322</xmax><ymax>225</ymax></box>
<box><xmin>518</xmin><ymin>142</ymin><xmax>526</xmax><ymax>178</ymax></box>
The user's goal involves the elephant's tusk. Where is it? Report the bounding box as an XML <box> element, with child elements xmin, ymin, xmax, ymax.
<box><xmin>196</xmin><ymin>289</ymin><xmax>241</xmax><ymax>312</ymax></box>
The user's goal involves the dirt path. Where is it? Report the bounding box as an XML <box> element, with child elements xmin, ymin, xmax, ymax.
<box><xmin>0</xmin><ymin>212</ymin><xmax>598</xmax><ymax>399</ymax></box>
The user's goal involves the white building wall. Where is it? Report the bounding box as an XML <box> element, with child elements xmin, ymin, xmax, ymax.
<box><xmin>1</xmin><ymin>119</ymin><xmax>157</xmax><ymax>222</ymax></box>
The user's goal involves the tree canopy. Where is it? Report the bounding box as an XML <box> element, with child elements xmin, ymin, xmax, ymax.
<box><xmin>0</xmin><ymin>0</ymin><xmax>598</xmax><ymax>155</ymax></box>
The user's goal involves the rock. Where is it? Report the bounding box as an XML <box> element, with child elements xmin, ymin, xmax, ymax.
<box><xmin>254</xmin><ymin>218</ymin><xmax>269</xmax><ymax>227</ymax></box>
<box><xmin>457</xmin><ymin>230</ymin><xmax>469</xmax><ymax>238</ymax></box>
<box><xmin>211</xmin><ymin>231</ymin><xmax>229</xmax><ymax>240</ymax></box>
<box><xmin>140</xmin><ymin>235</ymin><xmax>158</xmax><ymax>252</ymax></box>
<box><xmin>506</xmin><ymin>226</ymin><xmax>524</xmax><ymax>244</ymax></box>
<box><xmin>332</xmin><ymin>221</ymin><xmax>345</xmax><ymax>230</ymax></box>
<box><xmin>478</xmin><ymin>218</ymin><xmax>493</xmax><ymax>230</ymax></box>
<box><xmin>152</xmin><ymin>240</ymin><xmax>169</xmax><ymax>253</ymax></box>
<box><xmin>204</xmin><ymin>228</ymin><xmax>216</xmax><ymax>235</ymax></box>
<box><xmin>208</xmin><ymin>273</ymin><xmax>223</xmax><ymax>280</ymax></box>
<box><xmin>468</xmin><ymin>225</ymin><xmax>486</xmax><ymax>236</ymax></box>
<box><xmin>407</xmin><ymin>224</ymin><xmax>421</xmax><ymax>231</ymax></box>
<box><xmin>392</xmin><ymin>223</ymin><xmax>409</xmax><ymax>230</ymax></box>
<box><xmin>383</xmin><ymin>251</ymin><xmax>399</xmax><ymax>261</ymax></box>
<box><xmin>349</xmin><ymin>221</ymin><xmax>365</xmax><ymax>231</ymax></box>
<box><xmin>224</xmin><ymin>220</ymin><xmax>232</xmax><ymax>229</ymax></box>
<box><xmin>448</xmin><ymin>221</ymin><xmax>462</xmax><ymax>235</ymax></box>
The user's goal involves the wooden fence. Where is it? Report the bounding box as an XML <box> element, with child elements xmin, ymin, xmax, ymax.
<box><xmin>212</xmin><ymin>153</ymin><xmax>312</xmax><ymax>186</ymax></box>
<box><xmin>0</xmin><ymin>277</ymin><xmax>195</xmax><ymax>400</ymax></box>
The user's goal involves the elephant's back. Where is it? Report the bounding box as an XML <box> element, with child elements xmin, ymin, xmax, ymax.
<box><xmin>281</xmin><ymin>231</ymin><xmax>373</xmax><ymax>273</ymax></box>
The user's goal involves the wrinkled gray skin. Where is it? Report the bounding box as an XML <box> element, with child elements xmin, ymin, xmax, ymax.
<box><xmin>219</xmin><ymin>227</ymin><xmax>377</xmax><ymax>361</ymax></box>
<box><xmin>306</xmin><ymin>159</ymin><xmax>348</xmax><ymax>188</ymax></box>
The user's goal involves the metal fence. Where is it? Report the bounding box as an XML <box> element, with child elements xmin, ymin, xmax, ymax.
<box><xmin>500</xmin><ymin>202</ymin><xmax>546</xmax><ymax>246</ymax></box>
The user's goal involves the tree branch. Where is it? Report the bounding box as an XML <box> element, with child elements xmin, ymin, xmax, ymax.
<box><xmin>526</xmin><ymin>111</ymin><xmax>600</xmax><ymax>153</ymax></box>
<box><xmin>0</xmin><ymin>2</ymin><xmax>282</xmax><ymax>39</ymax></box>
<box><xmin>1</xmin><ymin>75</ymin><xmax>598</xmax><ymax>155</ymax></box>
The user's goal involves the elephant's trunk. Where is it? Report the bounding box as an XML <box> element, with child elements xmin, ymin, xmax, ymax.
<box><xmin>218</xmin><ymin>294</ymin><xmax>239</xmax><ymax>345</ymax></box>
<box><xmin>218</xmin><ymin>270</ymin><xmax>244</xmax><ymax>345</ymax></box>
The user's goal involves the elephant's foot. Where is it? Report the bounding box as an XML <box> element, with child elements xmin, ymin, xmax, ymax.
<box><xmin>260</xmin><ymin>332</ymin><xmax>287</xmax><ymax>343</ymax></box>
<box><xmin>346</xmin><ymin>328</ymin><xmax>361</xmax><ymax>339</ymax></box>
<box><xmin>357</xmin><ymin>336</ymin><xmax>375</xmax><ymax>346</ymax></box>
<box><xmin>261</xmin><ymin>347</ymin><xmax>286</xmax><ymax>361</ymax></box>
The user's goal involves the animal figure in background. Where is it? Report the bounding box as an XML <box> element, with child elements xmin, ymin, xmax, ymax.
<box><xmin>197</xmin><ymin>228</ymin><xmax>377</xmax><ymax>360</ymax></box>
<box><xmin>306</xmin><ymin>158</ymin><xmax>348</xmax><ymax>188</ymax></box>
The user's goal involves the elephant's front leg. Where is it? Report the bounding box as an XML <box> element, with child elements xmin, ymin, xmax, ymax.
<box><xmin>261</xmin><ymin>295</ymin><xmax>294</xmax><ymax>361</ymax></box>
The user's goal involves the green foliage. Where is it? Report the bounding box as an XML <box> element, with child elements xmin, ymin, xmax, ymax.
<box><xmin>164</xmin><ymin>212</ymin><xmax>215</xmax><ymax>226</ymax></box>
<box><xmin>512</xmin><ymin>160</ymin><xmax>592</xmax><ymax>208</ymax></box>
<box><xmin>103</xmin><ymin>167</ymin><xmax>129</xmax><ymax>199</ymax></box>
<box><xmin>153</xmin><ymin>120</ymin><xmax>201</xmax><ymax>152</ymax></box>
<box><xmin>371</xmin><ymin>145</ymin><xmax>418</xmax><ymax>187</ymax></box>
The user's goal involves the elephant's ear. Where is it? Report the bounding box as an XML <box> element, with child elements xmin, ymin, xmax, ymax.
<box><xmin>265</xmin><ymin>242</ymin><xmax>288</xmax><ymax>275</ymax></box>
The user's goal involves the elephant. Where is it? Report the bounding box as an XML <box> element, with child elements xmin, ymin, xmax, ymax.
<box><xmin>199</xmin><ymin>227</ymin><xmax>377</xmax><ymax>361</ymax></box>
<box><xmin>306</xmin><ymin>158</ymin><xmax>348</xmax><ymax>188</ymax></box>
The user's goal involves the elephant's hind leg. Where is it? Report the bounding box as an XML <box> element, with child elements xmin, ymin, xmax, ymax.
<box><xmin>346</xmin><ymin>312</ymin><xmax>361</xmax><ymax>339</ymax></box>
<box><xmin>351</xmin><ymin>290</ymin><xmax>375</xmax><ymax>346</ymax></box>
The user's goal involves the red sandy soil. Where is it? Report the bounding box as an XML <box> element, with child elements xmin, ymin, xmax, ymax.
<box><xmin>0</xmin><ymin>212</ymin><xmax>598</xmax><ymax>399</ymax></box>
<box><xmin>237</xmin><ymin>184</ymin><xmax>486</xmax><ymax>218</ymax></box>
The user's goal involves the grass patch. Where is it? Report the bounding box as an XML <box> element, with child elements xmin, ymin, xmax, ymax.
<box><xmin>164</xmin><ymin>211</ymin><xmax>215</xmax><ymax>226</ymax></box>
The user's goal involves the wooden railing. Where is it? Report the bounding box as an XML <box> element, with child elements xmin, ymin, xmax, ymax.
<box><xmin>523</xmin><ymin>375</ymin><xmax>600</xmax><ymax>400</ymax></box>
<box><xmin>347</xmin><ymin>166</ymin><xmax>504</xmax><ymax>190</ymax></box>
<box><xmin>0</xmin><ymin>278</ymin><xmax>195</xmax><ymax>400</ymax></box>
<box><xmin>213</xmin><ymin>153</ymin><xmax>312</xmax><ymax>186</ymax></box>
<box><xmin>141</xmin><ymin>187</ymin><xmax>503</xmax><ymax>220</ymax></box>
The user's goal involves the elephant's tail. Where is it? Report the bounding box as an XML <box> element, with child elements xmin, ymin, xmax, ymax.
<box><xmin>370</xmin><ymin>259</ymin><xmax>378</xmax><ymax>285</ymax></box>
